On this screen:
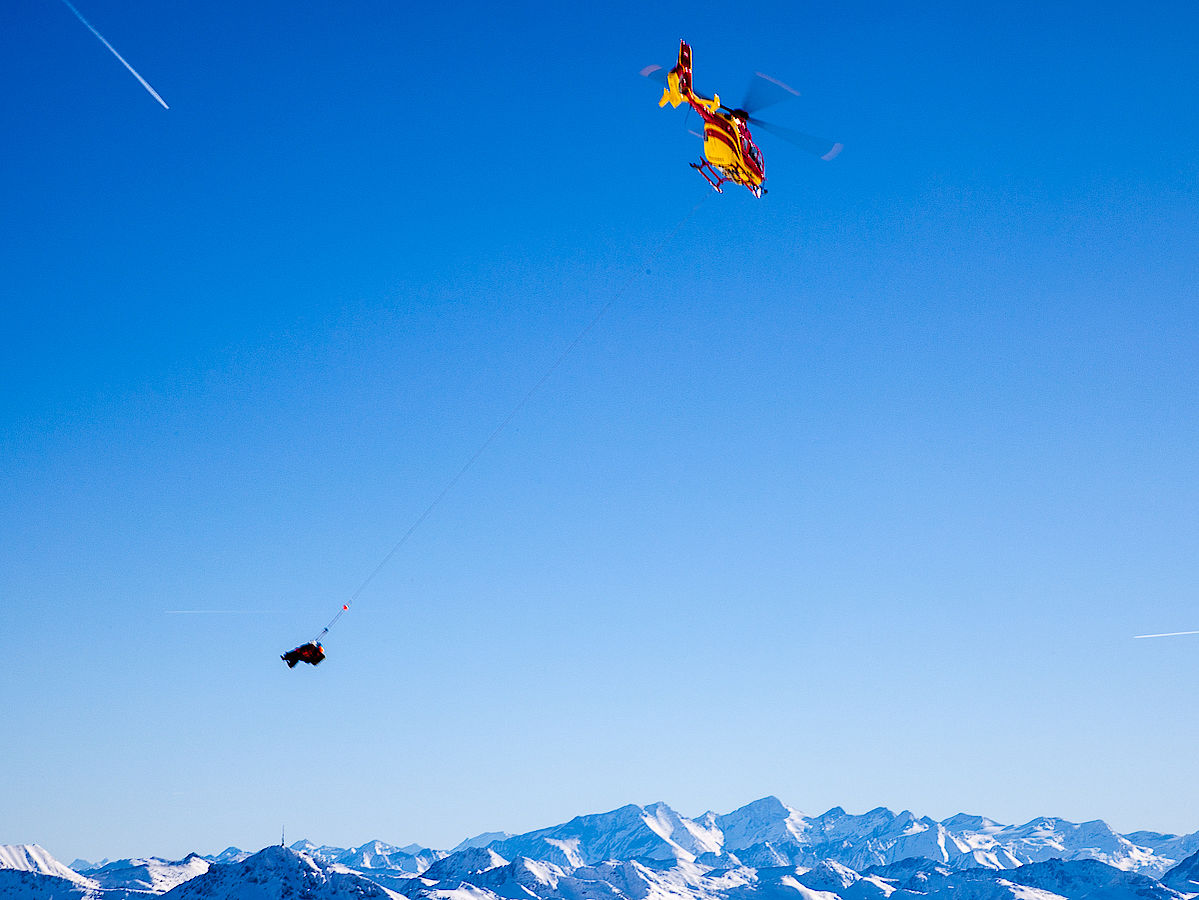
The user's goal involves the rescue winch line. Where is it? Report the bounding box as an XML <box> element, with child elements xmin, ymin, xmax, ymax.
<box><xmin>312</xmin><ymin>196</ymin><xmax>710</xmax><ymax>646</ymax></box>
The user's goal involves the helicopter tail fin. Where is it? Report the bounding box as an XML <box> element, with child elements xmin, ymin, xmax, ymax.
<box><xmin>658</xmin><ymin>39</ymin><xmax>693</xmax><ymax>108</ymax></box>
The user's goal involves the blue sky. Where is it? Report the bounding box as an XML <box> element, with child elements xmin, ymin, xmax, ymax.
<box><xmin>2</xmin><ymin>0</ymin><xmax>1198</xmax><ymax>864</ymax></box>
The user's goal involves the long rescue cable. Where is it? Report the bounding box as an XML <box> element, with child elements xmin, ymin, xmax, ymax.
<box><xmin>308</xmin><ymin>197</ymin><xmax>711</xmax><ymax>647</ymax></box>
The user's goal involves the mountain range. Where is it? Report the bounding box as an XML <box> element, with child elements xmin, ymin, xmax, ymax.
<box><xmin>4</xmin><ymin>798</ymin><xmax>1198</xmax><ymax>900</ymax></box>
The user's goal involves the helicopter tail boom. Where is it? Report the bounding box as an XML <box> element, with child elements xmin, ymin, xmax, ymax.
<box><xmin>658</xmin><ymin>40</ymin><xmax>691</xmax><ymax>108</ymax></box>
<box><xmin>657</xmin><ymin>40</ymin><xmax>722</xmax><ymax>114</ymax></box>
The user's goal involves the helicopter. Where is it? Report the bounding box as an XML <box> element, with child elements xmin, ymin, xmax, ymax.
<box><xmin>642</xmin><ymin>40</ymin><xmax>842</xmax><ymax>197</ymax></box>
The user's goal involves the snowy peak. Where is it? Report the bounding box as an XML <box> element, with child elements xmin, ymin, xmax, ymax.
<box><xmin>208</xmin><ymin>847</ymin><xmax>252</xmax><ymax>864</ymax></box>
<box><xmin>462</xmin><ymin>799</ymin><xmax>1195</xmax><ymax>878</ymax></box>
<box><xmin>341</xmin><ymin>839</ymin><xmax>407</xmax><ymax>865</ymax></box>
<box><xmin>338</xmin><ymin>840</ymin><xmax>445</xmax><ymax>873</ymax></box>
<box><xmin>280</xmin><ymin>840</ymin><xmax>442</xmax><ymax>875</ymax></box>
<box><xmin>809</xmin><ymin>805</ymin><xmax>916</xmax><ymax>842</ymax></box>
<box><xmin>0</xmin><ymin>845</ymin><xmax>93</xmax><ymax>886</ymax></box>
<box><xmin>642</xmin><ymin>802</ymin><xmax>723</xmax><ymax>859</ymax></box>
<box><xmin>716</xmin><ymin>796</ymin><xmax>810</xmax><ymax>850</ymax></box>
<box><xmin>88</xmin><ymin>853</ymin><xmax>210</xmax><ymax>892</ymax></box>
<box><xmin>161</xmin><ymin>845</ymin><xmax>397</xmax><ymax>900</ymax></box>
<box><xmin>944</xmin><ymin>814</ymin><xmax>1005</xmax><ymax>835</ymax></box>
<box><xmin>422</xmin><ymin>847</ymin><xmax>510</xmax><ymax>881</ymax></box>
<box><xmin>995</xmin><ymin>818</ymin><xmax>1160</xmax><ymax>872</ymax></box>
<box><xmin>802</xmin><ymin>860</ymin><xmax>865</xmax><ymax>891</ymax></box>
<box><xmin>454</xmin><ymin>834</ymin><xmax>514</xmax><ymax>853</ymax></box>
<box><xmin>68</xmin><ymin>858</ymin><xmax>108</xmax><ymax>873</ymax></box>
<box><xmin>288</xmin><ymin>840</ymin><xmax>345</xmax><ymax>865</ymax></box>
<box><xmin>489</xmin><ymin>802</ymin><xmax>698</xmax><ymax>866</ymax></box>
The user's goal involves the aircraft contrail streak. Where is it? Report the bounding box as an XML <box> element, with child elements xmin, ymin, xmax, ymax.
<box><xmin>166</xmin><ymin>610</ymin><xmax>278</xmax><ymax>615</ymax></box>
<box><xmin>1133</xmin><ymin>630</ymin><xmax>1199</xmax><ymax>639</ymax></box>
<box><xmin>58</xmin><ymin>0</ymin><xmax>169</xmax><ymax>109</ymax></box>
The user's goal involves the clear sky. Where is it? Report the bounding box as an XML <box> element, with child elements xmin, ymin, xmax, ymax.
<box><xmin>2</xmin><ymin>0</ymin><xmax>1198</xmax><ymax>865</ymax></box>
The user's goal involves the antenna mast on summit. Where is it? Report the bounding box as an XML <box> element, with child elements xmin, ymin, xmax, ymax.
<box><xmin>281</xmin><ymin>825</ymin><xmax>285</xmax><ymax>848</ymax></box>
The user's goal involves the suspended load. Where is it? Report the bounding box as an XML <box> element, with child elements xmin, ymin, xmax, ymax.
<box><xmin>281</xmin><ymin>642</ymin><xmax>326</xmax><ymax>668</ymax></box>
<box><xmin>280</xmin><ymin>603</ymin><xmax>347</xmax><ymax>669</ymax></box>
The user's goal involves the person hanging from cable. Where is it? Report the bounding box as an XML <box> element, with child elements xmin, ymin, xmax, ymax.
<box><xmin>281</xmin><ymin>641</ymin><xmax>325</xmax><ymax>668</ymax></box>
<box><xmin>280</xmin><ymin>605</ymin><xmax>347</xmax><ymax>668</ymax></box>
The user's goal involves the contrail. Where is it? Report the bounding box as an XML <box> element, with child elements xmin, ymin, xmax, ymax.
<box><xmin>58</xmin><ymin>0</ymin><xmax>169</xmax><ymax>109</ymax></box>
<box><xmin>1134</xmin><ymin>630</ymin><xmax>1199</xmax><ymax>639</ymax></box>
<box><xmin>166</xmin><ymin>610</ymin><xmax>279</xmax><ymax>615</ymax></box>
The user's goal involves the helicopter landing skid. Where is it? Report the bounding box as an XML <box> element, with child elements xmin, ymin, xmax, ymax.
<box><xmin>690</xmin><ymin>159</ymin><xmax>726</xmax><ymax>193</ymax></box>
<box><xmin>690</xmin><ymin>160</ymin><xmax>763</xmax><ymax>197</ymax></box>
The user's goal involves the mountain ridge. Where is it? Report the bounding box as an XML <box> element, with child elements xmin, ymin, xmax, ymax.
<box><xmin>5</xmin><ymin>799</ymin><xmax>1198</xmax><ymax>900</ymax></box>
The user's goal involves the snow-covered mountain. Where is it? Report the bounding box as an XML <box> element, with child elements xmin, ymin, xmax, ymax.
<box><xmin>642</xmin><ymin>801</ymin><xmax>1175</xmax><ymax>876</ymax></box>
<box><xmin>397</xmin><ymin>850</ymin><xmax>1189</xmax><ymax>900</ymax></box>
<box><xmin>205</xmin><ymin>848</ymin><xmax>250</xmax><ymax>866</ymax></box>
<box><xmin>5</xmin><ymin>798</ymin><xmax>1198</xmax><ymax>900</ymax></box>
<box><xmin>1161</xmin><ymin>850</ymin><xmax>1199</xmax><ymax>894</ymax></box>
<box><xmin>1132</xmin><ymin>838</ymin><xmax>1199</xmax><ymax>876</ymax></box>
<box><xmin>483</xmin><ymin>802</ymin><xmax>715</xmax><ymax>866</ymax></box>
<box><xmin>283</xmin><ymin>840</ymin><xmax>444</xmax><ymax>876</ymax></box>
<box><xmin>284</xmin><ymin>841</ymin><xmax>345</xmax><ymax>866</ymax></box>
<box><xmin>987</xmin><ymin>819</ymin><xmax>1160</xmax><ymax>873</ymax></box>
<box><xmin>454</xmin><ymin>835</ymin><xmax>514</xmax><ymax>854</ymax></box>
<box><xmin>86</xmin><ymin>854</ymin><xmax>209</xmax><ymax>893</ymax></box>
<box><xmin>0</xmin><ymin>872</ymin><xmax>98</xmax><ymax>900</ymax></box>
<box><xmin>717</xmin><ymin>796</ymin><xmax>811</xmax><ymax>851</ymax></box>
<box><xmin>420</xmin><ymin>847</ymin><xmax>510</xmax><ymax>882</ymax></box>
<box><xmin>862</xmin><ymin>856</ymin><xmax>1183</xmax><ymax>900</ymax></box>
<box><xmin>0</xmin><ymin>847</ymin><xmax>93</xmax><ymax>888</ymax></box>
<box><xmin>161</xmin><ymin>846</ymin><xmax>397</xmax><ymax>900</ymax></box>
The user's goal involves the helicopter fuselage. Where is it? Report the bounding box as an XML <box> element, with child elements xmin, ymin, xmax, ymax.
<box><xmin>692</xmin><ymin>103</ymin><xmax>765</xmax><ymax>196</ymax></box>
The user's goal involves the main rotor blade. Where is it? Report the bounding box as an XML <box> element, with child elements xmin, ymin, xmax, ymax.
<box><xmin>750</xmin><ymin>118</ymin><xmax>843</xmax><ymax>160</ymax></box>
<box><xmin>740</xmin><ymin>72</ymin><xmax>800</xmax><ymax>115</ymax></box>
<box><xmin>640</xmin><ymin>64</ymin><xmax>667</xmax><ymax>85</ymax></box>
